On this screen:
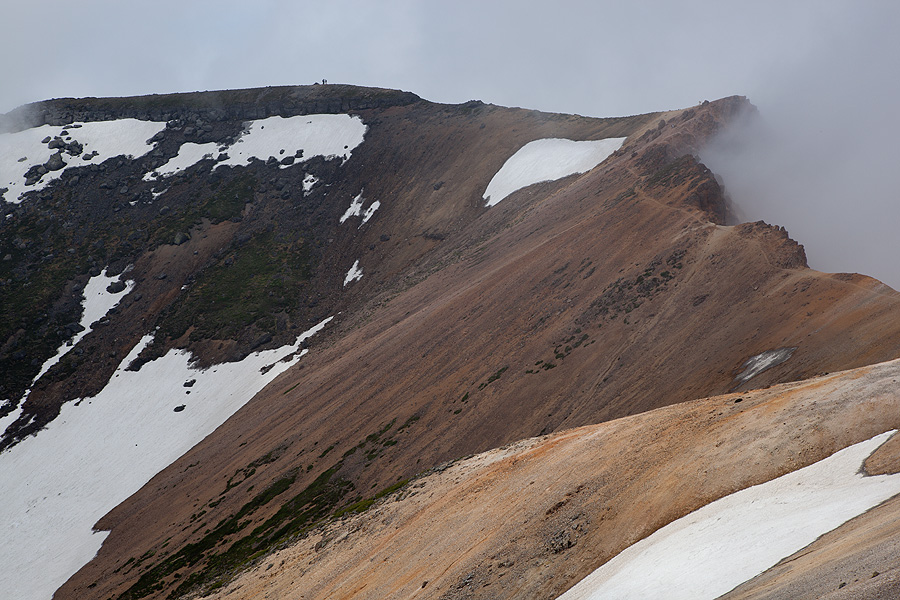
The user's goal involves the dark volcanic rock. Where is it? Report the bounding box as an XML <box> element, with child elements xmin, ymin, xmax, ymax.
<box><xmin>0</xmin><ymin>84</ymin><xmax>422</xmax><ymax>133</ymax></box>
<box><xmin>44</xmin><ymin>152</ymin><xmax>65</xmax><ymax>171</ymax></box>
<box><xmin>106</xmin><ymin>280</ymin><xmax>127</xmax><ymax>294</ymax></box>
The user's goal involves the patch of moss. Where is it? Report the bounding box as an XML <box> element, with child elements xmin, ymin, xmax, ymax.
<box><xmin>148</xmin><ymin>173</ymin><xmax>255</xmax><ymax>248</ymax></box>
<box><xmin>155</xmin><ymin>230</ymin><xmax>312</xmax><ymax>343</ymax></box>
<box><xmin>118</xmin><ymin>465</ymin><xmax>352</xmax><ymax>600</ymax></box>
<box><xmin>332</xmin><ymin>478</ymin><xmax>410</xmax><ymax>518</ymax></box>
<box><xmin>477</xmin><ymin>366</ymin><xmax>508</xmax><ymax>390</ymax></box>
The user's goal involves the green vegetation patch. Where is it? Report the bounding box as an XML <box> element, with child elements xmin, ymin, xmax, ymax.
<box><xmin>477</xmin><ymin>366</ymin><xmax>508</xmax><ymax>390</ymax></box>
<box><xmin>156</xmin><ymin>230</ymin><xmax>312</xmax><ymax>343</ymax></box>
<box><xmin>147</xmin><ymin>173</ymin><xmax>256</xmax><ymax>249</ymax></box>
<box><xmin>118</xmin><ymin>412</ymin><xmax>421</xmax><ymax>599</ymax></box>
<box><xmin>333</xmin><ymin>479</ymin><xmax>410</xmax><ymax>518</ymax></box>
<box><xmin>118</xmin><ymin>465</ymin><xmax>352</xmax><ymax>600</ymax></box>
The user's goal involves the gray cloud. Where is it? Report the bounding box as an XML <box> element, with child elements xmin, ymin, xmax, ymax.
<box><xmin>702</xmin><ymin>2</ymin><xmax>900</xmax><ymax>289</ymax></box>
<box><xmin>2</xmin><ymin>1</ymin><xmax>898</xmax><ymax>286</ymax></box>
<box><xmin>0</xmin><ymin>1</ymin><xmax>851</xmax><ymax>115</ymax></box>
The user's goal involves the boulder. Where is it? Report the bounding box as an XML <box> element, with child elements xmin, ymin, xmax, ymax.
<box><xmin>44</xmin><ymin>153</ymin><xmax>65</xmax><ymax>171</ymax></box>
<box><xmin>106</xmin><ymin>280</ymin><xmax>127</xmax><ymax>294</ymax></box>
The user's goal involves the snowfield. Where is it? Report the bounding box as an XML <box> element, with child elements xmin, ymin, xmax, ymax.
<box><xmin>1</xmin><ymin>114</ymin><xmax>366</xmax><ymax>201</ymax></box>
<box><xmin>0</xmin><ymin>119</ymin><xmax>166</xmax><ymax>203</ymax></box>
<box><xmin>557</xmin><ymin>430</ymin><xmax>900</xmax><ymax>600</ymax></box>
<box><xmin>483</xmin><ymin>137</ymin><xmax>625</xmax><ymax>206</ymax></box>
<box><xmin>215</xmin><ymin>114</ymin><xmax>366</xmax><ymax>170</ymax></box>
<box><xmin>0</xmin><ymin>317</ymin><xmax>332</xmax><ymax>600</ymax></box>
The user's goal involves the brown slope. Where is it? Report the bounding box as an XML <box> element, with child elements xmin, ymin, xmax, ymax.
<box><xmin>201</xmin><ymin>358</ymin><xmax>900</xmax><ymax>600</ymax></box>
<box><xmin>2</xmin><ymin>88</ymin><xmax>651</xmax><ymax>445</ymax></box>
<box><xmin>58</xmin><ymin>96</ymin><xmax>900</xmax><ymax>600</ymax></box>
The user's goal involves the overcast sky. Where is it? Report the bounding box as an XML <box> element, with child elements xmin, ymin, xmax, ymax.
<box><xmin>2</xmin><ymin>1</ymin><xmax>899</xmax><ymax>287</ymax></box>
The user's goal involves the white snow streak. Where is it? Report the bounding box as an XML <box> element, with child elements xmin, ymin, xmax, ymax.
<box><xmin>215</xmin><ymin>114</ymin><xmax>366</xmax><ymax>170</ymax></box>
<box><xmin>0</xmin><ymin>317</ymin><xmax>332</xmax><ymax>600</ymax></box>
<box><xmin>143</xmin><ymin>142</ymin><xmax>218</xmax><ymax>180</ymax></box>
<box><xmin>361</xmin><ymin>200</ymin><xmax>380</xmax><ymax>225</ymax></box>
<box><xmin>343</xmin><ymin>260</ymin><xmax>363</xmax><ymax>286</ymax></box>
<box><xmin>483</xmin><ymin>137</ymin><xmax>625</xmax><ymax>206</ymax></box>
<box><xmin>340</xmin><ymin>193</ymin><xmax>379</xmax><ymax>226</ymax></box>
<box><xmin>557</xmin><ymin>430</ymin><xmax>900</xmax><ymax>600</ymax></box>
<box><xmin>735</xmin><ymin>348</ymin><xmax>796</xmax><ymax>384</ymax></box>
<box><xmin>32</xmin><ymin>269</ymin><xmax>134</xmax><ymax>385</ymax></box>
<box><xmin>0</xmin><ymin>406</ymin><xmax>23</xmax><ymax>439</ymax></box>
<box><xmin>0</xmin><ymin>119</ymin><xmax>165</xmax><ymax>203</ymax></box>
<box><xmin>340</xmin><ymin>193</ymin><xmax>364</xmax><ymax>223</ymax></box>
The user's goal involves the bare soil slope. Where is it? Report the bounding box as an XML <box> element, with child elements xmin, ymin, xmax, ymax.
<box><xmin>202</xmin><ymin>359</ymin><xmax>900</xmax><ymax>600</ymax></box>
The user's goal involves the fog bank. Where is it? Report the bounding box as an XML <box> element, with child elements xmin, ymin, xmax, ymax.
<box><xmin>702</xmin><ymin>3</ymin><xmax>900</xmax><ymax>290</ymax></box>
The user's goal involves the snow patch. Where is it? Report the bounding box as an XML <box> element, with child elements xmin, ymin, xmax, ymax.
<box><xmin>0</xmin><ymin>317</ymin><xmax>331</xmax><ymax>600</ymax></box>
<box><xmin>32</xmin><ymin>268</ymin><xmax>134</xmax><ymax>385</ymax></box>
<box><xmin>302</xmin><ymin>173</ymin><xmax>319</xmax><ymax>195</ymax></box>
<box><xmin>0</xmin><ymin>119</ymin><xmax>165</xmax><ymax>203</ymax></box>
<box><xmin>215</xmin><ymin>114</ymin><xmax>366</xmax><ymax>170</ymax></box>
<box><xmin>340</xmin><ymin>193</ymin><xmax>379</xmax><ymax>226</ymax></box>
<box><xmin>340</xmin><ymin>193</ymin><xmax>364</xmax><ymax>223</ymax></box>
<box><xmin>556</xmin><ymin>430</ymin><xmax>900</xmax><ymax>600</ymax></box>
<box><xmin>343</xmin><ymin>260</ymin><xmax>363</xmax><ymax>286</ymax></box>
<box><xmin>143</xmin><ymin>142</ymin><xmax>218</xmax><ymax>180</ymax></box>
<box><xmin>483</xmin><ymin>137</ymin><xmax>625</xmax><ymax>206</ymax></box>
<box><xmin>735</xmin><ymin>347</ymin><xmax>796</xmax><ymax>384</ymax></box>
<box><xmin>0</xmin><ymin>405</ymin><xmax>23</xmax><ymax>439</ymax></box>
<box><xmin>361</xmin><ymin>200</ymin><xmax>380</xmax><ymax>225</ymax></box>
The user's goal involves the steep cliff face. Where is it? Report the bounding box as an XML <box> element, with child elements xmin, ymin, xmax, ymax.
<box><xmin>2</xmin><ymin>87</ymin><xmax>899</xmax><ymax>600</ymax></box>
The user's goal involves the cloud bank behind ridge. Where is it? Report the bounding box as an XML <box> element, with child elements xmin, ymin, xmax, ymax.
<box><xmin>1</xmin><ymin>1</ymin><xmax>899</xmax><ymax>286</ymax></box>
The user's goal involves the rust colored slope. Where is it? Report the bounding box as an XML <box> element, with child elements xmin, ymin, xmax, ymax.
<box><xmin>206</xmin><ymin>359</ymin><xmax>900</xmax><ymax>600</ymax></box>
<box><xmin>59</xmin><ymin>97</ymin><xmax>900</xmax><ymax>600</ymax></box>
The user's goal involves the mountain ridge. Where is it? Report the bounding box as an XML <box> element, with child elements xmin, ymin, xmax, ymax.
<box><xmin>1</xmin><ymin>85</ymin><xmax>898</xmax><ymax>600</ymax></box>
<box><xmin>0</xmin><ymin>84</ymin><xmax>422</xmax><ymax>133</ymax></box>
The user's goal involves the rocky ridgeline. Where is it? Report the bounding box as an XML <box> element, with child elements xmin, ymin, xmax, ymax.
<box><xmin>0</xmin><ymin>84</ymin><xmax>421</xmax><ymax>133</ymax></box>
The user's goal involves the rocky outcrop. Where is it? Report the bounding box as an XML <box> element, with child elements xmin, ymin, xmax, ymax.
<box><xmin>0</xmin><ymin>84</ymin><xmax>422</xmax><ymax>133</ymax></box>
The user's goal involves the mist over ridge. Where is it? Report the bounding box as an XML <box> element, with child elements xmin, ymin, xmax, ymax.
<box><xmin>702</xmin><ymin>2</ymin><xmax>900</xmax><ymax>290</ymax></box>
